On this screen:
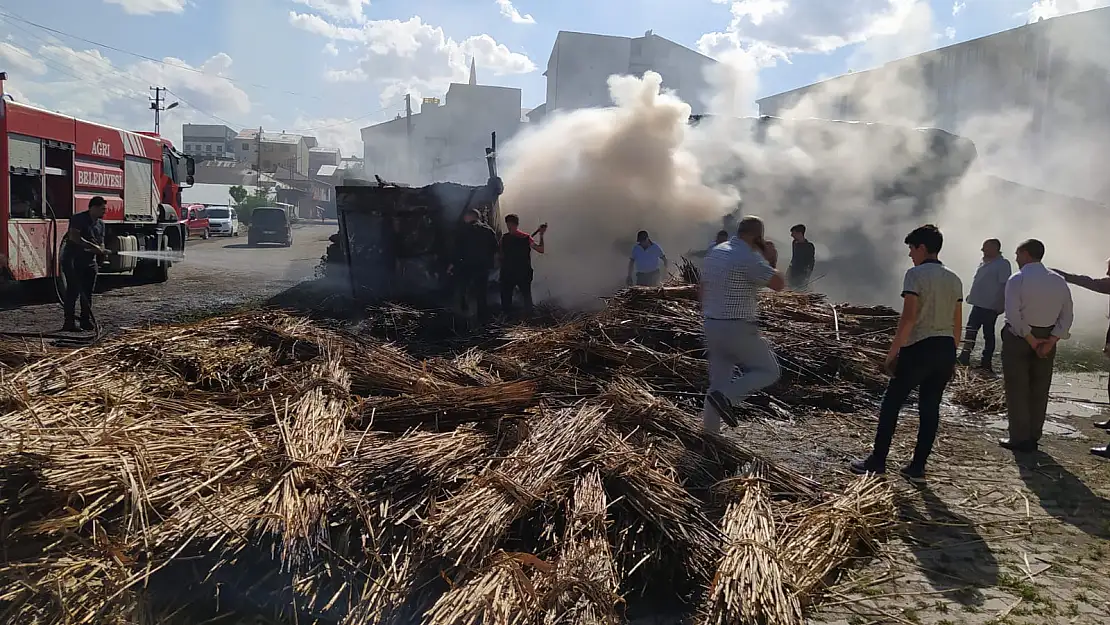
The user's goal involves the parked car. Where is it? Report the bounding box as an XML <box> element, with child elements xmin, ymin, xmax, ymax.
<box><xmin>247</xmin><ymin>207</ymin><xmax>293</xmax><ymax>247</ymax></box>
<box><xmin>183</xmin><ymin>204</ymin><xmax>210</xmax><ymax>240</ymax></box>
<box><xmin>205</xmin><ymin>205</ymin><xmax>239</xmax><ymax>237</ymax></box>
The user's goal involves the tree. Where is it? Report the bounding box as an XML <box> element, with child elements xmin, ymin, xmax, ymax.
<box><xmin>228</xmin><ymin>185</ymin><xmax>248</xmax><ymax>205</ymax></box>
<box><xmin>236</xmin><ymin>188</ymin><xmax>273</xmax><ymax>226</ymax></box>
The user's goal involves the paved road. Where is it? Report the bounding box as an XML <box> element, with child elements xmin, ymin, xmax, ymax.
<box><xmin>0</xmin><ymin>223</ymin><xmax>336</xmax><ymax>335</ymax></box>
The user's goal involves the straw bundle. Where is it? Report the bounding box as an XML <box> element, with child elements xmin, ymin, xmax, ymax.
<box><xmin>779</xmin><ymin>476</ymin><xmax>897</xmax><ymax>603</ymax></box>
<box><xmin>540</xmin><ymin>470</ymin><xmax>622</xmax><ymax>625</ymax></box>
<box><xmin>258</xmin><ymin>348</ymin><xmax>350</xmax><ymax>565</ymax></box>
<box><xmin>354</xmin><ymin>380</ymin><xmax>538</xmax><ymax>431</ymax></box>
<box><xmin>423</xmin><ymin>551</ymin><xmax>550</xmax><ymax>625</ymax></box>
<box><xmin>431</xmin><ymin>405</ymin><xmax>607</xmax><ymax>570</ymax></box>
<box><xmin>701</xmin><ymin>468</ymin><xmax>802</xmax><ymax>625</ymax></box>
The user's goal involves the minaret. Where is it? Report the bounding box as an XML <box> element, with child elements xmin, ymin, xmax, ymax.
<box><xmin>468</xmin><ymin>58</ymin><xmax>477</xmax><ymax>85</ymax></box>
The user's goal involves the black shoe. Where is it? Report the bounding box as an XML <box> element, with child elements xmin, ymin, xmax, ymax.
<box><xmin>79</xmin><ymin>321</ymin><xmax>96</xmax><ymax>332</ymax></box>
<box><xmin>956</xmin><ymin>353</ymin><xmax>971</xmax><ymax>367</ymax></box>
<box><xmin>1094</xmin><ymin>420</ymin><xmax>1110</xmax><ymax>430</ymax></box>
<box><xmin>1091</xmin><ymin>446</ymin><xmax>1110</xmax><ymax>459</ymax></box>
<box><xmin>706</xmin><ymin>390</ymin><xmax>739</xmax><ymax>427</ymax></box>
<box><xmin>999</xmin><ymin>438</ymin><xmax>1038</xmax><ymax>453</ymax></box>
<box><xmin>849</xmin><ymin>458</ymin><xmax>885</xmax><ymax>475</ymax></box>
<box><xmin>61</xmin><ymin>323</ymin><xmax>80</xmax><ymax>332</ymax></box>
<box><xmin>899</xmin><ymin>464</ymin><xmax>926</xmax><ymax>482</ymax></box>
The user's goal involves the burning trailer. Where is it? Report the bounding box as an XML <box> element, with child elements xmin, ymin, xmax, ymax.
<box><xmin>327</xmin><ymin>133</ymin><xmax>504</xmax><ymax>304</ymax></box>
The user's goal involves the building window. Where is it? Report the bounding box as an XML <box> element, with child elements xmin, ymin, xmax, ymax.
<box><xmin>242</xmin><ymin>142</ymin><xmax>250</xmax><ymax>150</ymax></box>
<box><xmin>204</xmin><ymin>144</ymin><xmax>212</xmax><ymax>152</ymax></box>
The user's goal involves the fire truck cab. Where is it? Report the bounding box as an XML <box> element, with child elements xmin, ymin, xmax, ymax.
<box><xmin>0</xmin><ymin>72</ymin><xmax>193</xmax><ymax>287</ymax></box>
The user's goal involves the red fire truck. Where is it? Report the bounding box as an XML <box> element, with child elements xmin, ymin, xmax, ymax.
<box><xmin>0</xmin><ymin>73</ymin><xmax>194</xmax><ymax>287</ymax></box>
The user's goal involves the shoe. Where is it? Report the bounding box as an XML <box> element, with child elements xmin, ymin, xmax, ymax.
<box><xmin>998</xmin><ymin>438</ymin><xmax>1038</xmax><ymax>453</ymax></box>
<box><xmin>977</xmin><ymin>363</ymin><xmax>995</xmax><ymax>375</ymax></box>
<box><xmin>1091</xmin><ymin>446</ymin><xmax>1110</xmax><ymax>459</ymax></box>
<box><xmin>1094</xmin><ymin>420</ymin><xmax>1110</xmax><ymax>430</ymax></box>
<box><xmin>706</xmin><ymin>390</ymin><xmax>739</xmax><ymax>427</ymax></box>
<box><xmin>79</xmin><ymin>321</ymin><xmax>96</xmax><ymax>332</ymax></box>
<box><xmin>849</xmin><ymin>458</ymin><xmax>885</xmax><ymax>475</ymax></box>
<box><xmin>61</xmin><ymin>323</ymin><xmax>79</xmax><ymax>332</ymax></box>
<box><xmin>956</xmin><ymin>353</ymin><xmax>971</xmax><ymax>366</ymax></box>
<box><xmin>899</xmin><ymin>464</ymin><xmax>926</xmax><ymax>482</ymax></box>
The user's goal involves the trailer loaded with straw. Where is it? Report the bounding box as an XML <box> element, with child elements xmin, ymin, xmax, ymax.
<box><xmin>0</xmin><ymin>275</ymin><xmax>1005</xmax><ymax>624</ymax></box>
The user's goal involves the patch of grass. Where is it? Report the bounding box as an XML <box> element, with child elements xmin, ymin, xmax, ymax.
<box><xmin>1066</xmin><ymin>602</ymin><xmax>1081</xmax><ymax>617</ymax></box>
<box><xmin>902</xmin><ymin>607</ymin><xmax>921</xmax><ymax>624</ymax></box>
<box><xmin>997</xmin><ymin>572</ymin><xmax>1046</xmax><ymax>604</ymax></box>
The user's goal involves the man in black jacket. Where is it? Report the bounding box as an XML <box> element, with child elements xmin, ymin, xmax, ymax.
<box><xmin>448</xmin><ymin>208</ymin><xmax>498</xmax><ymax>322</ymax></box>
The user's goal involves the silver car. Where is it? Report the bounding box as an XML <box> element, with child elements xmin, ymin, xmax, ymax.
<box><xmin>205</xmin><ymin>205</ymin><xmax>239</xmax><ymax>237</ymax></box>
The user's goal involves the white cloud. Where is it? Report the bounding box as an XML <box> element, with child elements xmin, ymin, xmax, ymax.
<box><xmin>495</xmin><ymin>0</ymin><xmax>536</xmax><ymax>24</ymax></box>
<box><xmin>1026</xmin><ymin>0</ymin><xmax>1109</xmax><ymax>21</ymax></box>
<box><xmin>944</xmin><ymin>25</ymin><xmax>956</xmax><ymax>38</ymax></box>
<box><xmin>698</xmin><ymin>0</ymin><xmax>923</xmax><ymax>60</ymax></box>
<box><xmin>102</xmin><ymin>0</ymin><xmax>187</xmax><ymax>15</ymax></box>
<box><xmin>288</xmin><ymin>115</ymin><xmax>373</xmax><ymax>157</ymax></box>
<box><xmin>952</xmin><ymin>1</ymin><xmax>965</xmax><ymax>15</ymax></box>
<box><xmin>289</xmin><ymin>13</ymin><xmax>537</xmax><ymax>106</ymax></box>
<box><xmin>0</xmin><ymin>41</ymin><xmax>48</xmax><ymax>76</ymax></box>
<box><xmin>7</xmin><ymin>41</ymin><xmax>251</xmax><ymax>146</ymax></box>
<box><xmin>293</xmin><ymin>0</ymin><xmax>370</xmax><ymax>23</ymax></box>
<box><xmin>323</xmin><ymin>42</ymin><xmax>339</xmax><ymax>56</ymax></box>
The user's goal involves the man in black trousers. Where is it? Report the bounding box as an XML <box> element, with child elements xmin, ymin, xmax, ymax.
<box><xmin>851</xmin><ymin>225</ymin><xmax>963</xmax><ymax>481</ymax></box>
<box><xmin>499</xmin><ymin>214</ymin><xmax>545</xmax><ymax>320</ymax></box>
<box><xmin>62</xmin><ymin>196</ymin><xmax>109</xmax><ymax>332</ymax></box>
<box><xmin>447</xmin><ymin>208</ymin><xmax>498</xmax><ymax>323</ymax></box>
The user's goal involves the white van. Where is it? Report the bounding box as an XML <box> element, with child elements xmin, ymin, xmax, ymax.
<box><xmin>205</xmin><ymin>205</ymin><xmax>239</xmax><ymax>237</ymax></box>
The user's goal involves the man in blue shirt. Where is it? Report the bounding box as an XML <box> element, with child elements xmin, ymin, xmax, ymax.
<box><xmin>627</xmin><ymin>230</ymin><xmax>668</xmax><ymax>286</ymax></box>
<box><xmin>958</xmin><ymin>238</ymin><xmax>1011</xmax><ymax>372</ymax></box>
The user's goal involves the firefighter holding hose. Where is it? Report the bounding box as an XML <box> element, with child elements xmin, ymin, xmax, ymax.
<box><xmin>61</xmin><ymin>196</ymin><xmax>109</xmax><ymax>332</ymax></box>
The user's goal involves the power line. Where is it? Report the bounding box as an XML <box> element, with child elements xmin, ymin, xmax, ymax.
<box><xmin>0</xmin><ymin>6</ymin><xmax>327</xmax><ymax>101</ymax></box>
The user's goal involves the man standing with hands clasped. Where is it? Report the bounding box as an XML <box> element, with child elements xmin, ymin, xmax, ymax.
<box><xmin>699</xmin><ymin>216</ymin><xmax>785</xmax><ymax>433</ymax></box>
<box><xmin>851</xmin><ymin>224</ymin><xmax>963</xmax><ymax>481</ymax></box>
<box><xmin>999</xmin><ymin>239</ymin><xmax>1072</xmax><ymax>453</ymax></box>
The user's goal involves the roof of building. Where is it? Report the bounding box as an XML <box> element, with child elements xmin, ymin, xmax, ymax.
<box><xmin>310</xmin><ymin>147</ymin><xmax>340</xmax><ymax>153</ymax></box>
<box><xmin>182</xmin><ymin>124</ymin><xmax>235</xmax><ymax>138</ymax></box>
<box><xmin>316</xmin><ymin>165</ymin><xmax>339</xmax><ymax>177</ymax></box>
<box><xmin>234</xmin><ymin>129</ymin><xmax>304</xmax><ymax>144</ymax></box>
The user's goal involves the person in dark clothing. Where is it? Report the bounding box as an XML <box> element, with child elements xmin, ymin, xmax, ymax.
<box><xmin>1052</xmin><ymin>259</ymin><xmax>1110</xmax><ymax>460</ymax></box>
<box><xmin>62</xmin><ymin>196</ymin><xmax>109</xmax><ymax>332</ymax></box>
<box><xmin>447</xmin><ymin>208</ymin><xmax>499</xmax><ymax>322</ymax></box>
<box><xmin>787</xmin><ymin>224</ymin><xmax>815</xmax><ymax>290</ymax></box>
<box><xmin>851</xmin><ymin>224</ymin><xmax>963</xmax><ymax>481</ymax></box>
<box><xmin>499</xmin><ymin>213</ymin><xmax>545</xmax><ymax>319</ymax></box>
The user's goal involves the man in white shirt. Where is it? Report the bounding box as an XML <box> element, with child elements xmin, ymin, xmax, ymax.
<box><xmin>700</xmin><ymin>216</ymin><xmax>786</xmax><ymax>432</ymax></box>
<box><xmin>627</xmin><ymin>230</ymin><xmax>668</xmax><ymax>286</ymax></box>
<box><xmin>1000</xmin><ymin>239</ymin><xmax>1073</xmax><ymax>453</ymax></box>
<box><xmin>958</xmin><ymin>238</ymin><xmax>1012</xmax><ymax>372</ymax></box>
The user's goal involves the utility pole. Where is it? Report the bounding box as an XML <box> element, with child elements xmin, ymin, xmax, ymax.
<box><xmin>149</xmin><ymin>86</ymin><xmax>178</xmax><ymax>135</ymax></box>
<box><xmin>405</xmin><ymin>94</ymin><xmax>413</xmax><ymax>180</ymax></box>
<box><xmin>256</xmin><ymin>126</ymin><xmax>263</xmax><ymax>178</ymax></box>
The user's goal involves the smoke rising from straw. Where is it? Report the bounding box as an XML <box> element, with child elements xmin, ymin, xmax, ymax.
<box><xmin>500</xmin><ymin>5</ymin><xmax>1110</xmax><ymax>341</ymax></box>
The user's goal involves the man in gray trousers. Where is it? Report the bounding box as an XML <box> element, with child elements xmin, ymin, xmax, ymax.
<box><xmin>699</xmin><ymin>216</ymin><xmax>786</xmax><ymax>432</ymax></box>
<box><xmin>999</xmin><ymin>239</ymin><xmax>1073</xmax><ymax>453</ymax></box>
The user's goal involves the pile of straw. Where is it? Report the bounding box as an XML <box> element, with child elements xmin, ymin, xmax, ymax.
<box><xmin>0</xmin><ymin>281</ymin><xmax>985</xmax><ymax>624</ymax></box>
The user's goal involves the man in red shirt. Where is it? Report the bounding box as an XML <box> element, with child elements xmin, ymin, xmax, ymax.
<box><xmin>499</xmin><ymin>214</ymin><xmax>546</xmax><ymax>319</ymax></box>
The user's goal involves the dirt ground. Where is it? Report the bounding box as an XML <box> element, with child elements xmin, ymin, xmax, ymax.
<box><xmin>735</xmin><ymin>369</ymin><xmax>1110</xmax><ymax>625</ymax></box>
<box><xmin>0</xmin><ymin>222</ymin><xmax>335</xmax><ymax>334</ymax></box>
<box><xmin>2</xmin><ymin>237</ymin><xmax>1108</xmax><ymax>623</ymax></box>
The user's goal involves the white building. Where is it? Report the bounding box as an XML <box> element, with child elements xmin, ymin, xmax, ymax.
<box><xmin>233</xmin><ymin>130</ymin><xmax>311</xmax><ymax>176</ymax></box>
<box><xmin>534</xmin><ymin>30</ymin><xmax>717</xmax><ymax>121</ymax></box>
<box><xmin>181</xmin><ymin>124</ymin><xmax>236</xmax><ymax>160</ymax></box>
<box><xmin>361</xmin><ymin>63</ymin><xmax>522</xmax><ymax>185</ymax></box>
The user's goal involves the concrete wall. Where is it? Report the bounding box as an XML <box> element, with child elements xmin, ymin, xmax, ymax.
<box><xmin>545</xmin><ymin>32</ymin><xmax>715</xmax><ymax>114</ymax></box>
<box><xmin>755</xmin><ymin>9</ymin><xmax>1110</xmax><ymax>201</ymax></box>
<box><xmin>182</xmin><ymin>124</ymin><xmax>236</xmax><ymax>159</ymax></box>
<box><xmin>362</xmin><ymin>84</ymin><xmax>522</xmax><ymax>185</ymax></box>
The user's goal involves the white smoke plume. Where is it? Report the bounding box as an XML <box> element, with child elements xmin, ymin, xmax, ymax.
<box><xmin>499</xmin><ymin>4</ymin><xmax>1110</xmax><ymax>341</ymax></box>
<box><xmin>499</xmin><ymin>72</ymin><xmax>737</xmax><ymax>307</ymax></box>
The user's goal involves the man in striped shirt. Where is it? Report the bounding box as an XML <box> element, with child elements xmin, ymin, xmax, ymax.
<box><xmin>699</xmin><ymin>216</ymin><xmax>786</xmax><ymax>433</ymax></box>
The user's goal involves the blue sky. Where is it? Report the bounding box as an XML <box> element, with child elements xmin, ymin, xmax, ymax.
<box><xmin>0</xmin><ymin>0</ymin><xmax>1102</xmax><ymax>155</ymax></box>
